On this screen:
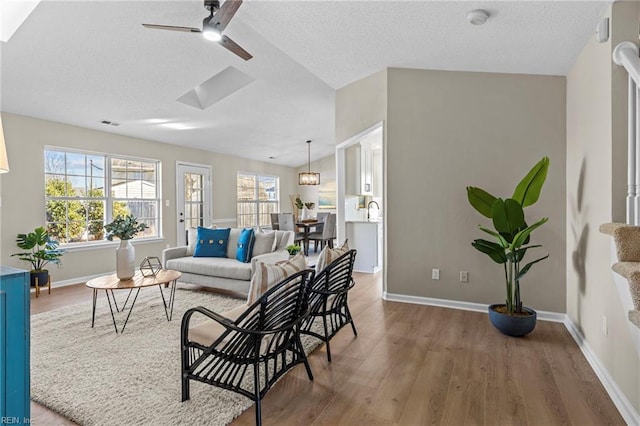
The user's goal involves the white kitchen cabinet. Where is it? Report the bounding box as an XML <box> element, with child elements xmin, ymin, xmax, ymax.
<box><xmin>345</xmin><ymin>221</ymin><xmax>382</xmax><ymax>273</ymax></box>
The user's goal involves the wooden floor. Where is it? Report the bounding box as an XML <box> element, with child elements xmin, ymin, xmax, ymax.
<box><xmin>30</xmin><ymin>273</ymin><xmax>624</xmax><ymax>425</ymax></box>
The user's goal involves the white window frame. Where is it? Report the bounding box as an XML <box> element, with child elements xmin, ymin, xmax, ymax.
<box><xmin>44</xmin><ymin>146</ymin><xmax>162</xmax><ymax>248</ymax></box>
<box><xmin>237</xmin><ymin>172</ymin><xmax>280</xmax><ymax>228</ymax></box>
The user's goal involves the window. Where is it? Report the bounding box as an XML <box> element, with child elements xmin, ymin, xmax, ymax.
<box><xmin>44</xmin><ymin>148</ymin><xmax>161</xmax><ymax>245</ymax></box>
<box><xmin>237</xmin><ymin>172</ymin><xmax>279</xmax><ymax>228</ymax></box>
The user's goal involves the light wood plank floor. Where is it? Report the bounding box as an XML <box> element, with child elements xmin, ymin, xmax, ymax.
<box><xmin>30</xmin><ymin>273</ymin><xmax>624</xmax><ymax>425</ymax></box>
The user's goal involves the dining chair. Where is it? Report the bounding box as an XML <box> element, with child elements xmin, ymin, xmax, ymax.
<box><xmin>278</xmin><ymin>213</ymin><xmax>304</xmax><ymax>246</ymax></box>
<box><xmin>308</xmin><ymin>213</ymin><xmax>336</xmax><ymax>252</ymax></box>
<box><xmin>270</xmin><ymin>213</ymin><xmax>280</xmax><ymax>230</ymax></box>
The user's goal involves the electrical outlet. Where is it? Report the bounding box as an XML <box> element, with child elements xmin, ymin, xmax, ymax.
<box><xmin>431</xmin><ymin>269</ymin><xmax>440</xmax><ymax>280</ymax></box>
<box><xmin>460</xmin><ymin>271</ymin><xmax>469</xmax><ymax>283</ymax></box>
<box><xmin>602</xmin><ymin>315</ymin><xmax>608</xmax><ymax>337</ymax></box>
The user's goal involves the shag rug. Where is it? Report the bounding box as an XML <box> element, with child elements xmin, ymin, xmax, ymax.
<box><xmin>31</xmin><ymin>287</ymin><xmax>321</xmax><ymax>425</ymax></box>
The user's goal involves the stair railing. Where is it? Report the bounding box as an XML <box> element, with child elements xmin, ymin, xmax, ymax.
<box><xmin>613</xmin><ymin>41</ymin><xmax>640</xmax><ymax>224</ymax></box>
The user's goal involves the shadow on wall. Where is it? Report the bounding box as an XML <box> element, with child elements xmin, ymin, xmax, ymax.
<box><xmin>571</xmin><ymin>157</ymin><xmax>589</xmax><ymax>334</ymax></box>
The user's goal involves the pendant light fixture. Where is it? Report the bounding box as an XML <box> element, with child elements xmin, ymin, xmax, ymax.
<box><xmin>298</xmin><ymin>140</ymin><xmax>320</xmax><ymax>185</ymax></box>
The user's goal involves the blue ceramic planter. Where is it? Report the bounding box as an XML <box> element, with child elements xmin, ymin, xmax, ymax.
<box><xmin>488</xmin><ymin>304</ymin><xmax>537</xmax><ymax>337</ymax></box>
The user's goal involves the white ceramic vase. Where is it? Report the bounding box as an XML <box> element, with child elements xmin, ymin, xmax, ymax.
<box><xmin>116</xmin><ymin>239</ymin><xmax>135</xmax><ymax>280</ymax></box>
<box><xmin>301</xmin><ymin>207</ymin><xmax>312</xmax><ymax>221</ymax></box>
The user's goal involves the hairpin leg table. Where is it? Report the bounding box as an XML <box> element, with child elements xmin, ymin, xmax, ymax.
<box><xmin>85</xmin><ymin>269</ymin><xmax>181</xmax><ymax>333</ymax></box>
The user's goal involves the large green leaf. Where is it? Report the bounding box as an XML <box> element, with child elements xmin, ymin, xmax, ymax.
<box><xmin>478</xmin><ymin>226</ymin><xmax>509</xmax><ymax>248</ymax></box>
<box><xmin>513</xmin><ymin>244</ymin><xmax>542</xmax><ymax>262</ymax></box>
<box><xmin>512</xmin><ymin>157</ymin><xmax>549</xmax><ymax>207</ymax></box>
<box><xmin>467</xmin><ymin>187</ymin><xmax>497</xmax><ymax>218</ymax></box>
<box><xmin>492</xmin><ymin>198</ymin><xmax>525</xmax><ymax>236</ymax></box>
<box><xmin>472</xmin><ymin>239</ymin><xmax>508</xmax><ymax>264</ymax></box>
<box><xmin>510</xmin><ymin>217</ymin><xmax>548</xmax><ymax>250</ymax></box>
<box><xmin>515</xmin><ymin>254</ymin><xmax>550</xmax><ymax>281</ymax></box>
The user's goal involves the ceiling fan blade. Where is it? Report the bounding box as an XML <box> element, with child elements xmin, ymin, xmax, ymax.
<box><xmin>220</xmin><ymin>35</ymin><xmax>252</xmax><ymax>60</ymax></box>
<box><xmin>142</xmin><ymin>23</ymin><xmax>201</xmax><ymax>33</ymax></box>
<box><xmin>212</xmin><ymin>0</ymin><xmax>242</xmax><ymax>32</ymax></box>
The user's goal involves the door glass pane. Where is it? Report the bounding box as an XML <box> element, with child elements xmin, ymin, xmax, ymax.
<box><xmin>184</xmin><ymin>173</ymin><xmax>204</xmax><ymax>228</ymax></box>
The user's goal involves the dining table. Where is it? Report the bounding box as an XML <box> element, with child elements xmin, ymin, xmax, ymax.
<box><xmin>295</xmin><ymin>221</ymin><xmax>322</xmax><ymax>256</ymax></box>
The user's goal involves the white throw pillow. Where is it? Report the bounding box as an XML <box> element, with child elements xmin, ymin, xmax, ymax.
<box><xmin>252</xmin><ymin>231</ymin><xmax>276</xmax><ymax>257</ymax></box>
<box><xmin>247</xmin><ymin>253</ymin><xmax>307</xmax><ymax>305</ymax></box>
<box><xmin>315</xmin><ymin>240</ymin><xmax>350</xmax><ymax>275</ymax></box>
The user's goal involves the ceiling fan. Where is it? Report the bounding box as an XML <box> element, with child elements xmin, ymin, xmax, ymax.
<box><xmin>142</xmin><ymin>0</ymin><xmax>252</xmax><ymax>61</ymax></box>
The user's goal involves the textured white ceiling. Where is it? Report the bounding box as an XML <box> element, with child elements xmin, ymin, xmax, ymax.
<box><xmin>0</xmin><ymin>1</ymin><xmax>609</xmax><ymax>167</ymax></box>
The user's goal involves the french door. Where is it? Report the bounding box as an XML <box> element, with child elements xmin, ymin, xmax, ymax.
<box><xmin>176</xmin><ymin>163</ymin><xmax>212</xmax><ymax>246</ymax></box>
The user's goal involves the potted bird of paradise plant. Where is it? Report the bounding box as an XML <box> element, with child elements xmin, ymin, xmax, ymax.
<box><xmin>467</xmin><ymin>156</ymin><xmax>550</xmax><ymax>336</ymax></box>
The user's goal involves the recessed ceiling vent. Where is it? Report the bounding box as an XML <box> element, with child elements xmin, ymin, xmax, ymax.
<box><xmin>177</xmin><ymin>66</ymin><xmax>254</xmax><ymax>110</ymax></box>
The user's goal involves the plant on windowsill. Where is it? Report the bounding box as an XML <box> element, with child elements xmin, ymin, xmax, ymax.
<box><xmin>12</xmin><ymin>226</ymin><xmax>65</xmax><ymax>287</ymax></box>
<box><xmin>466</xmin><ymin>156</ymin><xmax>550</xmax><ymax>337</ymax></box>
<box><xmin>104</xmin><ymin>214</ymin><xmax>148</xmax><ymax>280</ymax></box>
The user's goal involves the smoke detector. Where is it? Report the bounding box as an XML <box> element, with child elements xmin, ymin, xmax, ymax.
<box><xmin>467</xmin><ymin>9</ymin><xmax>489</xmax><ymax>25</ymax></box>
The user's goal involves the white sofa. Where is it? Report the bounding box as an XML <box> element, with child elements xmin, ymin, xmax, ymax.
<box><xmin>162</xmin><ymin>229</ymin><xmax>294</xmax><ymax>294</ymax></box>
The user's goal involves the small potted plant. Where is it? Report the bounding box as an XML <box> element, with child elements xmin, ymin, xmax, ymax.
<box><xmin>286</xmin><ymin>244</ymin><xmax>302</xmax><ymax>257</ymax></box>
<box><xmin>12</xmin><ymin>226</ymin><xmax>65</xmax><ymax>287</ymax></box>
<box><xmin>295</xmin><ymin>197</ymin><xmax>316</xmax><ymax>221</ymax></box>
<box><xmin>467</xmin><ymin>157</ymin><xmax>550</xmax><ymax>336</ymax></box>
<box><xmin>104</xmin><ymin>214</ymin><xmax>148</xmax><ymax>280</ymax></box>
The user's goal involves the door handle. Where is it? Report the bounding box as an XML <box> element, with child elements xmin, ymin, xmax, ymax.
<box><xmin>179</xmin><ymin>219</ymin><xmax>184</xmax><ymax>223</ymax></box>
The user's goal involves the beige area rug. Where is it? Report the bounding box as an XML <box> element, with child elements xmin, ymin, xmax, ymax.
<box><xmin>31</xmin><ymin>287</ymin><xmax>321</xmax><ymax>425</ymax></box>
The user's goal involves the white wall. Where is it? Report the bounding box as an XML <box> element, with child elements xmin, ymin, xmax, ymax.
<box><xmin>0</xmin><ymin>113</ymin><xmax>297</xmax><ymax>282</ymax></box>
<box><xmin>566</xmin><ymin>2</ymin><xmax>640</xmax><ymax>413</ymax></box>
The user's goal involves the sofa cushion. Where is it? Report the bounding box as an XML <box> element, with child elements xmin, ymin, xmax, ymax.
<box><xmin>236</xmin><ymin>228</ymin><xmax>255</xmax><ymax>263</ymax></box>
<box><xmin>166</xmin><ymin>257</ymin><xmax>252</xmax><ymax>281</ymax></box>
<box><xmin>247</xmin><ymin>253</ymin><xmax>307</xmax><ymax>304</ymax></box>
<box><xmin>194</xmin><ymin>227</ymin><xmax>230</xmax><ymax>258</ymax></box>
<box><xmin>252</xmin><ymin>231</ymin><xmax>276</xmax><ymax>257</ymax></box>
<box><xmin>315</xmin><ymin>240</ymin><xmax>350</xmax><ymax>274</ymax></box>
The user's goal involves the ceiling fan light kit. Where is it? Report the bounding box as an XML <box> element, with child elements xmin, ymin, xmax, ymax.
<box><xmin>202</xmin><ymin>17</ymin><xmax>222</xmax><ymax>42</ymax></box>
<box><xmin>142</xmin><ymin>0</ymin><xmax>252</xmax><ymax>60</ymax></box>
<box><xmin>299</xmin><ymin>140</ymin><xmax>320</xmax><ymax>185</ymax></box>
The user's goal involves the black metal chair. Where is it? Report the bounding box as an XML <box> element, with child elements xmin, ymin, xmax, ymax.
<box><xmin>181</xmin><ymin>269</ymin><xmax>315</xmax><ymax>426</ymax></box>
<box><xmin>300</xmin><ymin>249</ymin><xmax>357</xmax><ymax>362</ymax></box>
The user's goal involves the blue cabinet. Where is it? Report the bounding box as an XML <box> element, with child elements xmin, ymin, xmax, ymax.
<box><xmin>0</xmin><ymin>266</ymin><xmax>30</xmax><ymax>421</ymax></box>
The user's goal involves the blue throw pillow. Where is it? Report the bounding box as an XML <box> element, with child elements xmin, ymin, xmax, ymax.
<box><xmin>236</xmin><ymin>228</ymin><xmax>256</xmax><ymax>263</ymax></box>
<box><xmin>193</xmin><ymin>227</ymin><xmax>230</xmax><ymax>258</ymax></box>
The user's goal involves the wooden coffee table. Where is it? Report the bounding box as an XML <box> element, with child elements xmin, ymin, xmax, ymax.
<box><xmin>85</xmin><ymin>269</ymin><xmax>181</xmax><ymax>333</ymax></box>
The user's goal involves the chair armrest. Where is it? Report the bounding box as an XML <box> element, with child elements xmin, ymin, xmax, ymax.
<box><xmin>250</xmin><ymin>250</ymin><xmax>290</xmax><ymax>275</ymax></box>
<box><xmin>182</xmin><ymin>305</ymin><xmax>299</xmax><ymax>337</ymax></box>
<box><xmin>162</xmin><ymin>246</ymin><xmax>188</xmax><ymax>265</ymax></box>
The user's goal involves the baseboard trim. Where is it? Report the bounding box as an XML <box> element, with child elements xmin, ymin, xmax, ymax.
<box><xmin>563</xmin><ymin>316</ymin><xmax>640</xmax><ymax>425</ymax></box>
<box><xmin>381</xmin><ymin>292</ymin><xmax>565</xmax><ymax>322</ymax></box>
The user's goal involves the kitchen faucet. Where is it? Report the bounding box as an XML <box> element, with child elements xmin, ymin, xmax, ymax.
<box><xmin>367</xmin><ymin>200</ymin><xmax>380</xmax><ymax>220</ymax></box>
